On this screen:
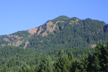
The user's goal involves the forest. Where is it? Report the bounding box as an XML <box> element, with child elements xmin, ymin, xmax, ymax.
<box><xmin>0</xmin><ymin>40</ymin><xmax>108</xmax><ymax>72</ymax></box>
<box><xmin>0</xmin><ymin>16</ymin><xmax>108</xmax><ymax>72</ymax></box>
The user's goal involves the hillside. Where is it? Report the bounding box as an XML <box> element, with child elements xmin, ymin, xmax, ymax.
<box><xmin>0</xmin><ymin>16</ymin><xmax>108</xmax><ymax>50</ymax></box>
<box><xmin>0</xmin><ymin>45</ymin><xmax>95</xmax><ymax>72</ymax></box>
<box><xmin>0</xmin><ymin>16</ymin><xmax>108</xmax><ymax>72</ymax></box>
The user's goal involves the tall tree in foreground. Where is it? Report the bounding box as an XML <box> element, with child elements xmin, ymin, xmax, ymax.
<box><xmin>75</xmin><ymin>40</ymin><xmax>108</xmax><ymax>72</ymax></box>
<box><xmin>38</xmin><ymin>56</ymin><xmax>54</xmax><ymax>72</ymax></box>
<box><xmin>91</xmin><ymin>40</ymin><xmax>106</xmax><ymax>71</ymax></box>
<box><xmin>103</xmin><ymin>41</ymin><xmax>108</xmax><ymax>71</ymax></box>
<box><xmin>54</xmin><ymin>50</ymin><xmax>74</xmax><ymax>72</ymax></box>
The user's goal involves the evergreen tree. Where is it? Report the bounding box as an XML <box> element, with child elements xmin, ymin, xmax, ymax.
<box><xmin>86</xmin><ymin>53</ymin><xmax>94</xmax><ymax>71</ymax></box>
<box><xmin>91</xmin><ymin>40</ymin><xmax>105</xmax><ymax>71</ymax></box>
<box><xmin>54</xmin><ymin>50</ymin><xmax>72</xmax><ymax>72</ymax></box>
<box><xmin>103</xmin><ymin>41</ymin><xmax>108</xmax><ymax>71</ymax></box>
<box><xmin>38</xmin><ymin>56</ymin><xmax>54</xmax><ymax>72</ymax></box>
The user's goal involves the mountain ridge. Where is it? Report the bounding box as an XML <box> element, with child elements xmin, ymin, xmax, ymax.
<box><xmin>0</xmin><ymin>16</ymin><xmax>107</xmax><ymax>49</ymax></box>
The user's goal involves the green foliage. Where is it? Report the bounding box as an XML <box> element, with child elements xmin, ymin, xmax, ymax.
<box><xmin>19</xmin><ymin>64</ymin><xmax>35</xmax><ymax>72</ymax></box>
<box><xmin>11</xmin><ymin>30</ymin><xmax>30</xmax><ymax>37</ymax></box>
<box><xmin>27</xmin><ymin>16</ymin><xmax>108</xmax><ymax>51</ymax></box>
<box><xmin>52</xmin><ymin>16</ymin><xmax>70</xmax><ymax>23</ymax></box>
<box><xmin>0</xmin><ymin>16</ymin><xmax>108</xmax><ymax>72</ymax></box>
<box><xmin>0</xmin><ymin>41</ymin><xmax>108</xmax><ymax>72</ymax></box>
<box><xmin>38</xmin><ymin>56</ymin><xmax>54</xmax><ymax>72</ymax></box>
<box><xmin>0</xmin><ymin>45</ymin><xmax>95</xmax><ymax>72</ymax></box>
<box><xmin>1</xmin><ymin>16</ymin><xmax>108</xmax><ymax>50</ymax></box>
<box><xmin>75</xmin><ymin>40</ymin><xmax>108</xmax><ymax>72</ymax></box>
<box><xmin>54</xmin><ymin>50</ymin><xmax>74</xmax><ymax>72</ymax></box>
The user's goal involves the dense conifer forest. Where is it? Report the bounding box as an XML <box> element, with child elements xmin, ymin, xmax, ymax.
<box><xmin>0</xmin><ymin>41</ymin><xmax>108</xmax><ymax>72</ymax></box>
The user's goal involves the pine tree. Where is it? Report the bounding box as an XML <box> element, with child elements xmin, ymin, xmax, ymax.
<box><xmin>92</xmin><ymin>55</ymin><xmax>101</xmax><ymax>71</ymax></box>
<box><xmin>38</xmin><ymin>56</ymin><xmax>54</xmax><ymax>72</ymax></box>
<box><xmin>86</xmin><ymin>53</ymin><xmax>94</xmax><ymax>71</ymax></box>
<box><xmin>103</xmin><ymin>41</ymin><xmax>108</xmax><ymax>71</ymax></box>
<box><xmin>54</xmin><ymin>50</ymin><xmax>72</xmax><ymax>72</ymax></box>
<box><xmin>91</xmin><ymin>40</ymin><xmax>105</xmax><ymax>71</ymax></box>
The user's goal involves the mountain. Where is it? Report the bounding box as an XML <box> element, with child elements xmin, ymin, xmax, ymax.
<box><xmin>1</xmin><ymin>16</ymin><xmax>108</xmax><ymax>72</ymax></box>
<box><xmin>0</xmin><ymin>16</ymin><xmax>108</xmax><ymax>51</ymax></box>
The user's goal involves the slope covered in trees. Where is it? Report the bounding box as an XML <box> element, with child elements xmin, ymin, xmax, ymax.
<box><xmin>9</xmin><ymin>41</ymin><xmax>108</xmax><ymax>72</ymax></box>
<box><xmin>0</xmin><ymin>16</ymin><xmax>108</xmax><ymax>49</ymax></box>
<box><xmin>26</xmin><ymin>16</ymin><xmax>107</xmax><ymax>51</ymax></box>
<box><xmin>0</xmin><ymin>41</ymin><xmax>106</xmax><ymax>72</ymax></box>
<box><xmin>0</xmin><ymin>16</ymin><xmax>108</xmax><ymax>72</ymax></box>
<box><xmin>0</xmin><ymin>46</ymin><xmax>94</xmax><ymax>72</ymax></box>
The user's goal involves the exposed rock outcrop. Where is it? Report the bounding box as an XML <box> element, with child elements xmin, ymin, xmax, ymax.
<box><xmin>28</xmin><ymin>28</ymin><xmax>38</xmax><ymax>34</ymax></box>
<box><xmin>23</xmin><ymin>40</ymin><xmax>29</xmax><ymax>49</ymax></box>
<box><xmin>12</xmin><ymin>40</ymin><xmax>23</xmax><ymax>47</ymax></box>
<box><xmin>2</xmin><ymin>35</ymin><xmax>24</xmax><ymax>47</ymax></box>
<box><xmin>28</xmin><ymin>21</ymin><xmax>58</xmax><ymax>37</ymax></box>
<box><xmin>3</xmin><ymin>37</ymin><xmax>10</xmax><ymax>42</ymax></box>
<box><xmin>46</xmin><ymin>21</ymin><xmax>54</xmax><ymax>32</ymax></box>
<box><xmin>46</xmin><ymin>21</ymin><xmax>57</xmax><ymax>32</ymax></box>
<box><xmin>42</xmin><ymin>31</ymin><xmax>48</xmax><ymax>37</ymax></box>
<box><xmin>91</xmin><ymin>44</ymin><xmax>96</xmax><ymax>48</ymax></box>
<box><xmin>37</xmin><ymin>26</ymin><xmax>44</xmax><ymax>35</ymax></box>
<box><xmin>28</xmin><ymin>26</ymin><xmax>44</xmax><ymax>36</ymax></box>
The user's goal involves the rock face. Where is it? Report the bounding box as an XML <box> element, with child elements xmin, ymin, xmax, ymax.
<box><xmin>46</xmin><ymin>21</ymin><xmax>54</xmax><ymax>32</ymax></box>
<box><xmin>28</xmin><ymin>21</ymin><xmax>57</xmax><ymax>37</ymax></box>
<box><xmin>3</xmin><ymin>37</ymin><xmax>10</xmax><ymax>42</ymax></box>
<box><xmin>46</xmin><ymin>21</ymin><xmax>57</xmax><ymax>32</ymax></box>
<box><xmin>37</xmin><ymin>26</ymin><xmax>44</xmax><ymax>35</ymax></box>
<box><xmin>28</xmin><ymin>28</ymin><xmax>38</xmax><ymax>34</ymax></box>
<box><xmin>2</xmin><ymin>35</ymin><xmax>24</xmax><ymax>47</ymax></box>
<box><xmin>23</xmin><ymin>40</ymin><xmax>29</xmax><ymax>49</ymax></box>
<box><xmin>12</xmin><ymin>40</ymin><xmax>23</xmax><ymax>46</ymax></box>
<box><xmin>42</xmin><ymin>31</ymin><xmax>48</xmax><ymax>37</ymax></box>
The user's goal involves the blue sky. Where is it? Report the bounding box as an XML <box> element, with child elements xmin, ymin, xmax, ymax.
<box><xmin>0</xmin><ymin>0</ymin><xmax>108</xmax><ymax>35</ymax></box>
